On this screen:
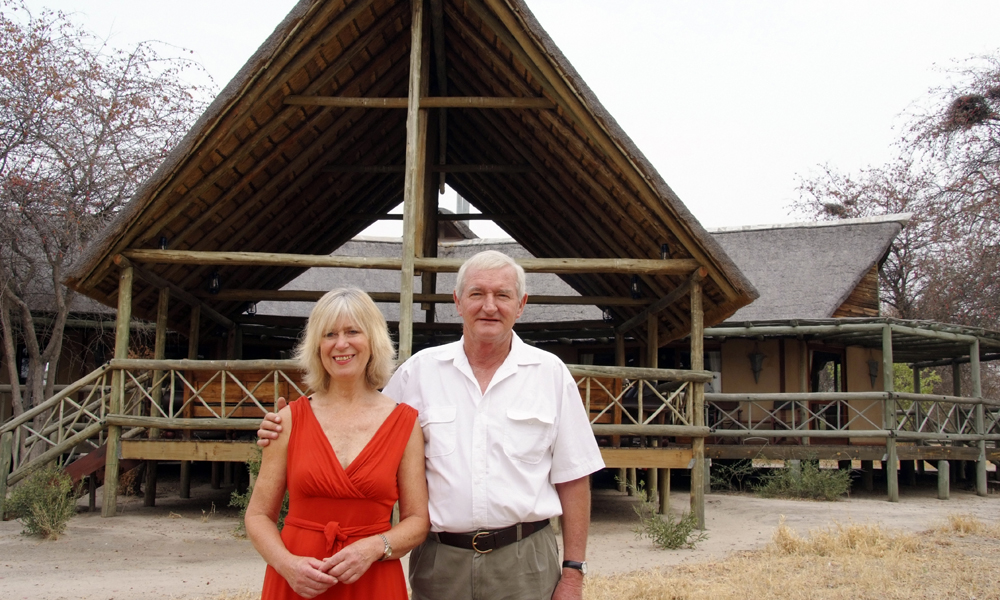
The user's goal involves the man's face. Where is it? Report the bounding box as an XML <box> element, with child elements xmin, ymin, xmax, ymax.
<box><xmin>454</xmin><ymin>265</ymin><xmax>527</xmax><ymax>345</ymax></box>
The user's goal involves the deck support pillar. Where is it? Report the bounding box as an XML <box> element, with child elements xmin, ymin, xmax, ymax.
<box><xmin>861</xmin><ymin>460</ymin><xmax>874</xmax><ymax>491</ymax></box>
<box><xmin>144</xmin><ymin>288</ymin><xmax>169</xmax><ymax>507</ymax></box>
<box><xmin>103</xmin><ymin>264</ymin><xmax>133</xmax><ymax>517</ymax></box>
<box><xmin>937</xmin><ymin>460</ymin><xmax>950</xmax><ymax>499</ymax></box>
<box><xmin>971</xmin><ymin>340</ymin><xmax>987</xmax><ymax>497</ymax></box>
<box><xmin>690</xmin><ymin>277</ymin><xmax>706</xmax><ymax>529</ymax></box>
<box><xmin>180</xmin><ymin>305</ymin><xmax>199</xmax><ymax>499</ymax></box>
<box><xmin>882</xmin><ymin>325</ymin><xmax>898</xmax><ymax>502</ymax></box>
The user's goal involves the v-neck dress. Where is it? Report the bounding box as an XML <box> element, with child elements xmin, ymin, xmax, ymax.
<box><xmin>261</xmin><ymin>397</ymin><xmax>417</xmax><ymax>600</ymax></box>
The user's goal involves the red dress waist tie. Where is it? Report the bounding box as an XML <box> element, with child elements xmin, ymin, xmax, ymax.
<box><xmin>283</xmin><ymin>515</ymin><xmax>389</xmax><ymax>557</ymax></box>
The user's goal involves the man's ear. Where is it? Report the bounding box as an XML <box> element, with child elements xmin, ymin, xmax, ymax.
<box><xmin>517</xmin><ymin>294</ymin><xmax>527</xmax><ymax>316</ymax></box>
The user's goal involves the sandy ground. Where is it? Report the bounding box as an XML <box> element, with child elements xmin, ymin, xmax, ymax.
<box><xmin>1</xmin><ymin>471</ymin><xmax>997</xmax><ymax>600</ymax></box>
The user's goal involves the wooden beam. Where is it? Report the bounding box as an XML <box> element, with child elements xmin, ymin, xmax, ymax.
<box><xmin>690</xmin><ymin>277</ymin><xmax>705</xmax><ymax>528</ymax></box>
<box><xmin>399</xmin><ymin>0</ymin><xmax>427</xmax><ymax>362</ymax></box>
<box><xmin>428</xmin><ymin>0</ymin><xmax>448</xmax><ymax>191</ymax></box>
<box><xmin>114</xmin><ymin>255</ymin><xmax>234</xmax><ymax>330</ymax></box>
<box><xmin>616</xmin><ymin>268</ymin><xmax>705</xmax><ymax>335</ymax></box>
<box><xmin>599</xmin><ymin>448</ymin><xmax>693</xmax><ymax>469</ymax></box>
<box><xmin>324</xmin><ymin>164</ymin><xmax>532</xmax><ymax>173</ymax></box>
<box><xmin>121</xmin><ymin>440</ymin><xmax>257</xmax><ymax>462</ymax></box>
<box><xmin>206</xmin><ymin>289</ymin><xmax>649</xmax><ymax>306</ymax></box>
<box><xmin>108</xmin><ymin>416</ymin><xmax>262</xmax><ymax>431</ymax></box>
<box><xmin>123</xmin><ymin>249</ymin><xmax>701</xmax><ymax>275</ymax></box>
<box><xmin>341</xmin><ymin>212</ymin><xmax>516</xmax><ymax>220</ymax></box>
<box><xmin>284</xmin><ymin>96</ymin><xmax>555</xmax><ymax>109</ymax></box>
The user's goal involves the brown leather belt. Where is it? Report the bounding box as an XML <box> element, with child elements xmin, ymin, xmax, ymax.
<box><xmin>435</xmin><ymin>519</ymin><xmax>550</xmax><ymax>554</ymax></box>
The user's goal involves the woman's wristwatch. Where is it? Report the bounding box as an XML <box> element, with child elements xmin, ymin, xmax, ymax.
<box><xmin>378</xmin><ymin>534</ymin><xmax>392</xmax><ymax>561</ymax></box>
<box><xmin>562</xmin><ymin>560</ymin><xmax>587</xmax><ymax>575</ymax></box>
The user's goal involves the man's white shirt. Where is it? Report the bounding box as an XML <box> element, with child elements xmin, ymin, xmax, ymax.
<box><xmin>382</xmin><ymin>333</ymin><xmax>605</xmax><ymax>533</ymax></box>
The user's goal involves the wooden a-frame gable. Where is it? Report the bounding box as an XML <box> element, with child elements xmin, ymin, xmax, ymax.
<box><xmin>66</xmin><ymin>0</ymin><xmax>757</xmax><ymax>355</ymax></box>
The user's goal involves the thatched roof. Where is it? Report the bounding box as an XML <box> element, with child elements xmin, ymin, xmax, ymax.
<box><xmin>65</xmin><ymin>0</ymin><xmax>756</xmax><ymax>343</ymax></box>
<box><xmin>711</xmin><ymin>215</ymin><xmax>907</xmax><ymax>322</ymax></box>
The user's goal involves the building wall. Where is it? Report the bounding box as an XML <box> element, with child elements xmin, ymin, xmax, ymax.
<box><xmin>721</xmin><ymin>338</ymin><xmax>782</xmax><ymax>422</ymax></box>
<box><xmin>846</xmin><ymin>345</ymin><xmax>885</xmax><ymax>443</ymax></box>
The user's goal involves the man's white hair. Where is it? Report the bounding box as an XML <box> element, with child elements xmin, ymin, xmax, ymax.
<box><xmin>455</xmin><ymin>250</ymin><xmax>526</xmax><ymax>298</ymax></box>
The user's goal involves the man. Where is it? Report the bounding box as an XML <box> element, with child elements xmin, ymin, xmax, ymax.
<box><xmin>259</xmin><ymin>250</ymin><xmax>605</xmax><ymax>600</ymax></box>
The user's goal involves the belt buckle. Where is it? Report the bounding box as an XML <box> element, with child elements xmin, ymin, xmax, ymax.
<box><xmin>471</xmin><ymin>530</ymin><xmax>493</xmax><ymax>554</ymax></box>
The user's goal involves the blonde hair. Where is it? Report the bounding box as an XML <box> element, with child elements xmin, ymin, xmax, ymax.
<box><xmin>455</xmin><ymin>250</ymin><xmax>526</xmax><ymax>298</ymax></box>
<box><xmin>294</xmin><ymin>288</ymin><xmax>396</xmax><ymax>391</ymax></box>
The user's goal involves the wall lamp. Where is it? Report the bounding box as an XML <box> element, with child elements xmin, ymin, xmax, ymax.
<box><xmin>867</xmin><ymin>357</ymin><xmax>879</xmax><ymax>388</ymax></box>
<box><xmin>748</xmin><ymin>345</ymin><xmax>766</xmax><ymax>383</ymax></box>
<box><xmin>602</xmin><ymin>307</ymin><xmax>614</xmax><ymax>323</ymax></box>
<box><xmin>208</xmin><ymin>271</ymin><xmax>221</xmax><ymax>295</ymax></box>
<box><xmin>245</xmin><ymin>302</ymin><xmax>257</xmax><ymax>316</ymax></box>
<box><xmin>630</xmin><ymin>275</ymin><xmax>642</xmax><ymax>299</ymax></box>
<box><xmin>660</xmin><ymin>243</ymin><xmax>670</xmax><ymax>260</ymax></box>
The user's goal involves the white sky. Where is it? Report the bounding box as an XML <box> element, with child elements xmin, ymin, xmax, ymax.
<box><xmin>25</xmin><ymin>0</ymin><xmax>1000</xmax><ymax>237</ymax></box>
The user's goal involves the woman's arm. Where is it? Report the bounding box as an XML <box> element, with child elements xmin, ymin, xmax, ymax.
<box><xmin>245</xmin><ymin>406</ymin><xmax>338</xmax><ymax>598</ymax></box>
<box><xmin>322</xmin><ymin>420</ymin><xmax>429</xmax><ymax>583</ymax></box>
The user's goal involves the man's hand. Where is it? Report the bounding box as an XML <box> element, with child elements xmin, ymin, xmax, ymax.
<box><xmin>256</xmin><ymin>397</ymin><xmax>289</xmax><ymax>448</ymax></box>
<box><xmin>552</xmin><ymin>569</ymin><xmax>584</xmax><ymax>600</ymax></box>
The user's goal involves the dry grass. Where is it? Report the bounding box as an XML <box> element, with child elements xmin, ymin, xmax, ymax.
<box><xmin>585</xmin><ymin>514</ymin><xmax>1000</xmax><ymax>600</ymax></box>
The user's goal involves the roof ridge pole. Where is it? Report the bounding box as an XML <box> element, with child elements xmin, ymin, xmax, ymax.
<box><xmin>882</xmin><ymin>324</ymin><xmax>898</xmax><ymax>502</ymax></box>
<box><xmin>971</xmin><ymin>339</ymin><xmax>987</xmax><ymax>497</ymax></box>
<box><xmin>399</xmin><ymin>0</ymin><xmax>428</xmax><ymax>361</ymax></box>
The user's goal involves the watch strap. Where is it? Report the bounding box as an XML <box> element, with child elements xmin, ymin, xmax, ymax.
<box><xmin>562</xmin><ymin>560</ymin><xmax>587</xmax><ymax>574</ymax></box>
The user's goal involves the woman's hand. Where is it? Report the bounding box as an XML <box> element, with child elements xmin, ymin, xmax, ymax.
<box><xmin>321</xmin><ymin>536</ymin><xmax>383</xmax><ymax>585</ymax></box>
<box><xmin>278</xmin><ymin>555</ymin><xmax>339</xmax><ymax>598</ymax></box>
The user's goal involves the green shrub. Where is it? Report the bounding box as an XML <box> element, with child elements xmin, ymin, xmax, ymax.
<box><xmin>710</xmin><ymin>459</ymin><xmax>757</xmax><ymax>492</ymax></box>
<box><xmin>230</xmin><ymin>446</ymin><xmax>288</xmax><ymax>536</ymax></box>
<box><xmin>7</xmin><ymin>463</ymin><xmax>78</xmax><ymax>540</ymax></box>
<box><xmin>619</xmin><ymin>476</ymin><xmax>707</xmax><ymax>550</ymax></box>
<box><xmin>755</xmin><ymin>460</ymin><xmax>852</xmax><ymax>501</ymax></box>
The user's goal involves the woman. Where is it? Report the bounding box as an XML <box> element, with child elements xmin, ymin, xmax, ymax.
<box><xmin>246</xmin><ymin>288</ymin><xmax>428</xmax><ymax>599</ymax></box>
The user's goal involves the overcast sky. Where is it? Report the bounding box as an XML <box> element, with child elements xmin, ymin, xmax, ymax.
<box><xmin>24</xmin><ymin>0</ymin><xmax>1000</xmax><ymax>236</ymax></box>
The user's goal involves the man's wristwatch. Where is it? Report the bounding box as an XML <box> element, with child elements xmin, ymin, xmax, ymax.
<box><xmin>562</xmin><ymin>560</ymin><xmax>587</xmax><ymax>575</ymax></box>
<box><xmin>378</xmin><ymin>534</ymin><xmax>392</xmax><ymax>561</ymax></box>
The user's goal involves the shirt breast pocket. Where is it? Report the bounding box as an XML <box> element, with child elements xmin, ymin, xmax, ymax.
<box><xmin>503</xmin><ymin>408</ymin><xmax>555</xmax><ymax>464</ymax></box>
<box><xmin>420</xmin><ymin>406</ymin><xmax>457</xmax><ymax>457</ymax></box>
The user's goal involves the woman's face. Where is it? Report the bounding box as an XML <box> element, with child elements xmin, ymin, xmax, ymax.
<box><xmin>318</xmin><ymin>317</ymin><xmax>371</xmax><ymax>383</ymax></box>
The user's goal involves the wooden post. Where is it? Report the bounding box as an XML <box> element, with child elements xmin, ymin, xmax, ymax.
<box><xmin>798</xmin><ymin>340</ymin><xmax>809</xmax><ymax>448</ymax></box>
<box><xmin>180</xmin><ymin>305</ymin><xmax>199</xmax><ymax>499</ymax></box>
<box><xmin>937</xmin><ymin>459</ymin><xmax>950</xmax><ymax>500</ymax></box>
<box><xmin>144</xmin><ymin>287</ymin><xmax>169</xmax><ymax>507</ymax></box>
<box><xmin>861</xmin><ymin>459</ymin><xmax>874</xmax><ymax>492</ymax></box>
<box><xmin>398</xmin><ymin>0</ymin><xmax>427</xmax><ymax>362</ymax></box>
<box><xmin>103</xmin><ymin>264</ymin><xmax>134</xmax><ymax>517</ymax></box>
<box><xmin>690</xmin><ymin>277</ymin><xmax>706</xmax><ymax>529</ymax></box>
<box><xmin>615</xmin><ymin>332</ymin><xmax>630</xmax><ymax>493</ymax></box>
<box><xmin>646</xmin><ymin>313</ymin><xmax>663</xmax><ymax>511</ymax></box>
<box><xmin>0</xmin><ymin>431</ymin><xmax>12</xmax><ymax>518</ymax></box>
<box><xmin>971</xmin><ymin>340</ymin><xmax>987</xmax><ymax>497</ymax></box>
<box><xmin>882</xmin><ymin>325</ymin><xmax>898</xmax><ymax>502</ymax></box>
<box><xmin>88</xmin><ymin>472</ymin><xmax>97</xmax><ymax>511</ymax></box>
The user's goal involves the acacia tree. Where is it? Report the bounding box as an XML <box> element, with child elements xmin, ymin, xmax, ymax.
<box><xmin>794</xmin><ymin>50</ymin><xmax>1000</xmax><ymax>330</ymax></box>
<box><xmin>0</xmin><ymin>1</ymin><xmax>208</xmax><ymax>420</ymax></box>
<box><xmin>792</xmin><ymin>160</ymin><xmax>938</xmax><ymax>319</ymax></box>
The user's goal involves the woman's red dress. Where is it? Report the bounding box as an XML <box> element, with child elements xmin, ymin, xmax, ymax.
<box><xmin>260</xmin><ymin>398</ymin><xmax>416</xmax><ymax>599</ymax></box>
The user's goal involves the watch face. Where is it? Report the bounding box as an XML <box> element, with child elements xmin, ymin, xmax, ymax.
<box><xmin>580</xmin><ymin>562</ymin><xmax>588</xmax><ymax>575</ymax></box>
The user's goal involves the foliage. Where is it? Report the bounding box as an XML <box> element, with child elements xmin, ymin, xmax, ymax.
<box><xmin>6</xmin><ymin>462</ymin><xmax>77</xmax><ymax>539</ymax></box>
<box><xmin>0</xmin><ymin>0</ymin><xmax>208</xmax><ymax>427</ymax></box>
<box><xmin>892</xmin><ymin>364</ymin><xmax>942</xmax><ymax>395</ymax></box>
<box><xmin>755</xmin><ymin>460</ymin><xmax>852</xmax><ymax>501</ymax></box>
<box><xmin>709</xmin><ymin>459</ymin><xmax>757</xmax><ymax>493</ymax></box>
<box><xmin>230</xmin><ymin>446</ymin><xmax>288</xmax><ymax>536</ymax></box>
<box><xmin>792</xmin><ymin>50</ymin><xmax>1000</xmax><ymax>332</ymax></box>
<box><xmin>617</xmin><ymin>475</ymin><xmax>707</xmax><ymax>550</ymax></box>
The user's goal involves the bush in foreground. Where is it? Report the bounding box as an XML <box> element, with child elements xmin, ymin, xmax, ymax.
<box><xmin>6</xmin><ymin>463</ymin><xmax>77</xmax><ymax>540</ymax></box>
<box><xmin>619</xmin><ymin>476</ymin><xmax>707</xmax><ymax>550</ymax></box>
<box><xmin>230</xmin><ymin>446</ymin><xmax>288</xmax><ymax>536</ymax></box>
